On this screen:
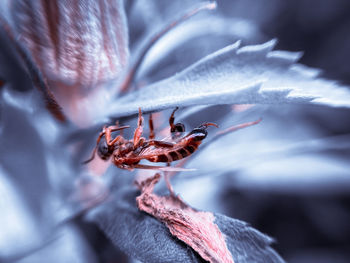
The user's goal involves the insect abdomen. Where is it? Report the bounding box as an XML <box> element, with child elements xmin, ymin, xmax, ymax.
<box><xmin>148</xmin><ymin>143</ymin><xmax>199</xmax><ymax>163</ymax></box>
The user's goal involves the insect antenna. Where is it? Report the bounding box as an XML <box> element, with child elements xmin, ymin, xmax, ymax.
<box><xmin>198</xmin><ymin>122</ymin><xmax>219</xmax><ymax>129</ymax></box>
<box><xmin>118</xmin><ymin>1</ymin><xmax>217</xmax><ymax>94</ymax></box>
<box><xmin>164</xmin><ymin>119</ymin><xmax>262</xmax><ymax>177</ymax></box>
<box><xmin>214</xmin><ymin>118</ymin><xmax>262</xmax><ymax>137</ymax></box>
<box><xmin>204</xmin><ymin>118</ymin><xmax>262</xmax><ymax>150</ymax></box>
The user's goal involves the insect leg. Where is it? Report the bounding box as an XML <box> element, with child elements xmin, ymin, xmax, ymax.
<box><xmin>82</xmin><ymin>125</ymin><xmax>129</xmax><ymax>164</ymax></box>
<box><xmin>164</xmin><ymin>163</ymin><xmax>176</xmax><ymax>196</ymax></box>
<box><xmin>105</xmin><ymin>125</ymin><xmax>130</xmax><ymax>146</ymax></box>
<box><xmin>149</xmin><ymin>114</ymin><xmax>155</xmax><ymax>140</ymax></box>
<box><xmin>109</xmin><ymin>135</ymin><xmax>123</xmax><ymax>145</ymax></box>
<box><xmin>169</xmin><ymin>107</ymin><xmax>178</xmax><ymax>131</ymax></box>
<box><xmin>133</xmin><ymin>108</ymin><xmax>144</xmax><ymax>147</ymax></box>
<box><xmin>131</xmin><ymin>164</ymin><xmax>195</xmax><ymax>172</ymax></box>
<box><xmin>169</xmin><ymin>107</ymin><xmax>185</xmax><ymax>139</ymax></box>
<box><xmin>106</xmin><ymin>123</ymin><xmax>130</xmax><ymax>134</ymax></box>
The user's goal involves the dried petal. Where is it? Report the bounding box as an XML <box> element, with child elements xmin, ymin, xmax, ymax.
<box><xmin>88</xmin><ymin>171</ymin><xmax>285</xmax><ymax>263</ymax></box>
<box><xmin>136</xmin><ymin>174</ymin><xmax>235</xmax><ymax>263</ymax></box>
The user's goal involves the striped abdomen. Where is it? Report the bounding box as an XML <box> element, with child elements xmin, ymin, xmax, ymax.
<box><xmin>147</xmin><ymin>142</ymin><xmax>200</xmax><ymax>163</ymax></box>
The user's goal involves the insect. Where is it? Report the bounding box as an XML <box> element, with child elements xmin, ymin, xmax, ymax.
<box><xmin>84</xmin><ymin>107</ymin><xmax>218</xmax><ymax>171</ymax></box>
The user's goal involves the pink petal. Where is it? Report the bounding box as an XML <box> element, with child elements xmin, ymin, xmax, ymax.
<box><xmin>10</xmin><ymin>0</ymin><xmax>129</xmax><ymax>124</ymax></box>
<box><xmin>136</xmin><ymin>174</ymin><xmax>235</xmax><ymax>263</ymax></box>
<box><xmin>12</xmin><ymin>0</ymin><xmax>129</xmax><ymax>88</ymax></box>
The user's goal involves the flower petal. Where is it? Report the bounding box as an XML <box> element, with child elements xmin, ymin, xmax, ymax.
<box><xmin>11</xmin><ymin>0</ymin><xmax>129</xmax><ymax>88</ymax></box>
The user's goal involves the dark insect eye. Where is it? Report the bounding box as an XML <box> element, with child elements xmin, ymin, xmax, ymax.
<box><xmin>97</xmin><ymin>140</ymin><xmax>110</xmax><ymax>159</ymax></box>
<box><xmin>174</xmin><ymin>123</ymin><xmax>185</xmax><ymax>133</ymax></box>
<box><xmin>189</xmin><ymin>128</ymin><xmax>207</xmax><ymax>141</ymax></box>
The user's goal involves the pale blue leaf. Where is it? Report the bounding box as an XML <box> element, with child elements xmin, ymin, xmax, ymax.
<box><xmin>137</xmin><ymin>15</ymin><xmax>263</xmax><ymax>82</ymax></box>
<box><xmin>108</xmin><ymin>40</ymin><xmax>350</xmax><ymax>119</ymax></box>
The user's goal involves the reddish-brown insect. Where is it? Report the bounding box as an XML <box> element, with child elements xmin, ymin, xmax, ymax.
<box><xmin>84</xmin><ymin>107</ymin><xmax>218</xmax><ymax>171</ymax></box>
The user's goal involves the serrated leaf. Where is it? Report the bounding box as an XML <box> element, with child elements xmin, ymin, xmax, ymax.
<box><xmin>137</xmin><ymin>15</ymin><xmax>263</xmax><ymax>83</ymax></box>
<box><xmin>87</xmin><ymin>179</ymin><xmax>284</xmax><ymax>263</ymax></box>
<box><xmin>108</xmin><ymin>40</ymin><xmax>350</xmax><ymax>119</ymax></box>
<box><xmin>215</xmin><ymin>214</ymin><xmax>284</xmax><ymax>263</ymax></box>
